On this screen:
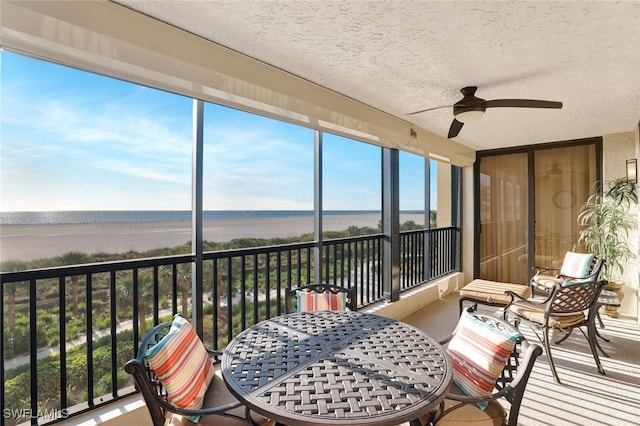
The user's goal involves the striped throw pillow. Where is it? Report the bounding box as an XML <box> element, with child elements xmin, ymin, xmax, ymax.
<box><xmin>447</xmin><ymin>310</ymin><xmax>520</xmax><ymax>410</ymax></box>
<box><xmin>296</xmin><ymin>289</ymin><xmax>347</xmax><ymax>311</ymax></box>
<box><xmin>145</xmin><ymin>315</ymin><xmax>214</xmax><ymax>411</ymax></box>
<box><xmin>560</xmin><ymin>252</ymin><xmax>594</xmax><ymax>278</ymax></box>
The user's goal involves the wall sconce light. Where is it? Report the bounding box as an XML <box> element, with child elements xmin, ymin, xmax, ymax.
<box><xmin>626</xmin><ymin>158</ymin><xmax>637</xmax><ymax>183</ymax></box>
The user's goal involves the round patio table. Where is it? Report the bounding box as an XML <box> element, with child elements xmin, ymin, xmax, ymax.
<box><xmin>222</xmin><ymin>310</ymin><xmax>452</xmax><ymax>426</ymax></box>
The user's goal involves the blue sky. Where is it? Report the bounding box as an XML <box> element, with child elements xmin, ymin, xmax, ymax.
<box><xmin>1</xmin><ymin>51</ymin><xmax>433</xmax><ymax>212</ymax></box>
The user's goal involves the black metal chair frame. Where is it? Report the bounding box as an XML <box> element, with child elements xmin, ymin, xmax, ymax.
<box><xmin>427</xmin><ymin>311</ymin><xmax>543</xmax><ymax>426</ymax></box>
<box><xmin>530</xmin><ymin>255</ymin><xmax>612</xmax><ymax>351</ymax></box>
<box><xmin>284</xmin><ymin>283</ymin><xmax>357</xmax><ymax>313</ymax></box>
<box><xmin>505</xmin><ymin>280</ymin><xmax>606</xmax><ymax>384</ymax></box>
<box><xmin>530</xmin><ymin>254</ymin><xmax>603</xmax><ymax>295</ymax></box>
<box><xmin>124</xmin><ymin>321</ymin><xmax>254</xmax><ymax>426</ymax></box>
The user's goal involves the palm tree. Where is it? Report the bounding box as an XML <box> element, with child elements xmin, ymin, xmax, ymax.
<box><xmin>1</xmin><ymin>260</ymin><xmax>28</xmax><ymax>330</ymax></box>
<box><xmin>118</xmin><ymin>270</ymin><xmax>155</xmax><ymax>337</ymax></box>
<box><xmin>175</xmin><ymin>263</ymin><xmax>192</xmax><ymax>318</ymax></box>
<box><xmin>56</xmin><ymin>251</ymin><xmax>90</xmax><ymax>315</ymax></box>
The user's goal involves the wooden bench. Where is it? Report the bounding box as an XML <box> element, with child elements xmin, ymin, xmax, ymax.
<box><xmin>459</xmin><ymin>279</ymin><xmax>532</xmax><ymax>314</ymax></box>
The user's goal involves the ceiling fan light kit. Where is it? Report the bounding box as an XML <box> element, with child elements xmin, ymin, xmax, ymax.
<box><xmin>409</xmin><ymin>86</ymin><xmax>563</xmax><ymax>138</ymax></box>
<box><xmin>455</xmin><ymin>109</ymin><xmax>484</xmax><ymax>123</ymax></box>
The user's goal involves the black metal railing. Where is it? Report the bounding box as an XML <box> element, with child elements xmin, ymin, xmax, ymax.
<box><xmin>0</xmin><ymin>227</ymin><xmax>458</xmax><ymax>425</ymax></box>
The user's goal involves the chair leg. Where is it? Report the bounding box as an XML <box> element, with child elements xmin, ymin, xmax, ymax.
<box><xmin>592</xmin><ymin>327</ymin><xmax>611</xmax><ymax>357</ymax></box>
<box><xmin>554</xmin><ymin>329</ymin><xmax>573</xmax><ymax>344</ymax></box>
<box><xmin>591</xmin><ymin>304</ymin><xmax>611</xmax><ymax>355</ymax></box>
<box><xmin>458</xmin><ymin>298</ymin><xmax>478</xmax><ymax>316</ymax></box>
<box><xmin>505</xmin><ymin>312</ymin><xmax>520</xmax><ymax>327</ymax></box>
<box><xmin>586</xmin><ymin>321</ymin><xmax>606</xmax><ymax>375</ymax></box>
<box><xmin>543</xmin><ymin>325</ymin><xmax>562</xmax><ymax>384</ymax></box>
<box><xmin>596</xmin><ymin>311</ymin><xmax>605</xmax><ymax>329</ymax></box>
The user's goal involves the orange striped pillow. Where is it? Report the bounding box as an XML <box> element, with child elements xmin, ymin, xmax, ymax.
<box><xmin>446</xmin><ymin>311</ymin><xmax>520</xmax><ymax>410</ymax></box>
<box><xmin>296</xmin><ymin>289</ymin><xmax>347</xmax><ymax>311</ymax></box>
<box><xmin>145</xmin><ymin>315</ymin><xmax>214</xmax><ymax>411</ymax></box>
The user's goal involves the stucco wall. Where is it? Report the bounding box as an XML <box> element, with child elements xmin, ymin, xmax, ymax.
<box><xmin>436</xmin><ymin>162</ymin><xmax>452</xmax><ymax>228</ymax></box>
<box><xmin>603</xmin><ymin>130</ymin><xmax>639</xmax><ymax>319</ymax></box>
<box><xmin>365</xmin><ymin>272</ymin><xmax>464</xmax><ymax>320</ymax></box>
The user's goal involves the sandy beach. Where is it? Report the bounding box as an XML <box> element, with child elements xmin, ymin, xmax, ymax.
<box><xmin>1</xmin><ymin>213</ymin><xmax>424</xmax><ymax>262</ymax></box>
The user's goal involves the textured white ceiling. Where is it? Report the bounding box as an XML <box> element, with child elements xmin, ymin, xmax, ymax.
<box><xmin>115</xmin><ymin>0</ymin><xmax>640</xmax><ymax>151</ymax></box>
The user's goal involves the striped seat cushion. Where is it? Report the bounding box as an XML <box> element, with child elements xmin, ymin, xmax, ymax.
<box><xmin>296</xmin><ymin>289</ymin><xmax>347</xmax><ymax>311</ymax></box>
<box><xmin>145</xmin><ymin>315</ymin><xmax>214</xmax><ymax>412</ymax></box>
<box><xmin>446</xmin><ymin>310</ymin><xmax>520</xmax><ymax>410</ymax></box>
<box><xmin>508</xmin><ymin>301</ymin><xmax>586</xmax><ymax>328</ymax></box>
<box><xmin>460</xmin><ymin>279</ymin><xmax>532</xmax><ymax>305</ymax></box>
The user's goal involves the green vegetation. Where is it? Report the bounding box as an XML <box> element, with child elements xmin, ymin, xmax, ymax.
<box><xmin>2</xmin><ymin>222</ymin><xmax>427</xmax><ymax>354</ymax></box>
<box><xmin>2</xmin><ymin>221</ymin><xmax>427</xmax><ymax>353</ymax></box>
<box><xmin>1</xmin><ymin>221</ymin><xmax>428</xmax><ymax>421</ymax></box>
<box><xmin>4</xmin><ymin>329</ymin><xmax>137</xmax><ymax>422</ymax></box>
<box><xmin>578</xmin><ymin>177</ymin><xmax>638</xmax><ymax>282</ymax></box>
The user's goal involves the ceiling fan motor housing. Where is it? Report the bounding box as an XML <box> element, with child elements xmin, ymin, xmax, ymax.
<box><xmin>454</xmin><ymin>86</ymin><xmax>486</xmax><ymax>117</ymax></box>
<box><xmin>454</xmin><ymin>100</ymin><xmax>486</xmax><ymax>115</ymax></box>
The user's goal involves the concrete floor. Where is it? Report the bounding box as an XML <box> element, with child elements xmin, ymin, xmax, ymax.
<box><xmin>69</xmin><ymin>292</ymin><xmax>640</xmax><ymax>426</ymax></box>
<box><xmin>402</xmin><ymin>293</ymin><xmax>640</xmax><ymax>426</ymax></box>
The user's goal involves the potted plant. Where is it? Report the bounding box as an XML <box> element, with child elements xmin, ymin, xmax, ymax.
<box><xmin>577</xmin><ymin>177</ymin><xmax>637</xmax><ymax>316</ymax></box>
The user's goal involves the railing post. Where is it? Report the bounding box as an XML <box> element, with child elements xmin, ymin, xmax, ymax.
<box><xmin>452</xmin><ymin>165</ymin><xmax>462</xmax><ymax>272</ymax></box>
<box><xmin>314</xmin><ymin>130</ymin><xmax>323</xmax><ymax>284</ymax></box>
<box><xmin>424</xmin><ymin>157</ymin><xmax>432</xmax><ymax>281</ymax></box>
<box><xmin>382</xmin><ymin>148</ymin><xmax>400</xmax><ymax>301</ymax></box>
<box><xmin>1</xmin><ymin>277</ymin><xmax>5</xmax><ymax>426</ymax></box>
<box><xmin>192</xmin><ymin>99</ymin><xmax>204</xmax><ymax>337</ymax></box>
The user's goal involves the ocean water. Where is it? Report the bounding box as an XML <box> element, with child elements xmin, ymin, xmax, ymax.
<box><xmin>0</xmin><ymin>210</ymin><xmax>425</xmax><ymax>262</ymax></box>
<box><xmin>0</xmin><ymin>210</ymin><xmax>390</xmax><ymax>225</ymax></box>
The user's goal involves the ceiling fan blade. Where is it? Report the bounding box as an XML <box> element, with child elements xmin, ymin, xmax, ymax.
<box><xmin>485</xmin><ymin>99</ymin><xmax>563</xmax><ymax>109</ymax></box>
<box><xmin>407</xmin><ymin>104</ymin><xmax>454</xmax><ymax>115</ymax></box>
<box><xmin>448</xmin><ymin>119</ymin><xmax>464</xmax><ymax>138</ymax></box>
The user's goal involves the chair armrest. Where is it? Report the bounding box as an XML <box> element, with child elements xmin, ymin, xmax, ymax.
<box><xmin>504</xmin><ymin>290</ymin><xmax>532</xmax><ymax>305</ymax></box>
<box><xmin>444</xmin><ymin>389</ymin><xmax>505</xmax><ymax>404</ymax></box>
<box><xmin>556</xmin><ymin>273</ymin><xmax>583</xmax><ymax>281</ymax></box>
<box><xmin>206</xmin><ymin>348</ymin><xmax>224</xmax><ymax>358</ymax></box>
<box><xmin>438</xmin><ymin>334</ymin><xmax>453</xmax><ymax>346</ymax></box>
<box><xmin>432</xmin><ymin>341</ymin><xmax>543</xmax><ymax>424</ymax></box>
<box><xmin>504</xmin><ymin>289</ymin><xmax>549</xmax><ymax>319</ymax></box>
<box><xmin>533</xmin><ymin>265</ymin><xmax>561</xmax><ymax>275</ymax></box>
<box><xmin>433</xmin><ymin>388</ymin><xmax>509</xmax><ymax>423</ymax></box>
<box><xmin>124</xmin><ymin>358</ymin><xmax>243</xmax><ymax>419</ymax></box>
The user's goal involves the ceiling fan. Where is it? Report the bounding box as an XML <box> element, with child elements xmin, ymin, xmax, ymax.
<box><xmin>408</xmin><ymin>86</ymin><xmax>563</xmax><ymax>138</ymax></box>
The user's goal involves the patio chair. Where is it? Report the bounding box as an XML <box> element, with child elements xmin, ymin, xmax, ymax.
<box><xmin>124</xmin><ymin>315</ymin><xmax>273</xmax><ymax>426</ymax></box>
<box><xmin>415</xmin><ymin>310</ymin><xmax>543</xmax><ymax>426</ymax></box>
<box><xmin>505</xmin><ymin>279</ymin><xmax>606</xmax><ymax>384</ymax></box>
<box><xmin>530</xmin><ymin>251</ymin><xmax>603</xmax><ymax>295</ymax></box>
<box><xmin>285</xmin><ymin>283</ymin><xmax>356</xmax><ymax>313</ymax></box>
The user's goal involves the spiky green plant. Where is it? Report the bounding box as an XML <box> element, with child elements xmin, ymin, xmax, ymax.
<box><xmin>578</xmin><ymin>177</ymin><xmax>638</xmax><ymax>281</ymax></box>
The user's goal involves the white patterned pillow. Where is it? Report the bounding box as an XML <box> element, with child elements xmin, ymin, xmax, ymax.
<box><xmin>560</xmin><ymin>252</ymin><xmax>594</xmax><ymax>278</ymax></box>
<box><xmin>447</xmin><ymin>311</ymin><xmax>520</xmax><ymax>410</ymax></box>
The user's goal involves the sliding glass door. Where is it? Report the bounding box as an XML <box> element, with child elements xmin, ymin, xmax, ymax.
<box><xmin>477</xmin><ymin>140</ymin><xmax>599</xmax><ymax>284</ymax></box>
<box><xmin>534</xmin><ymin>145</ymin><xmax>598</xmax><ymax>270</ymax></box>
<box><xmin>478</xmin><ymin>153</ymin><xmax>529</xmax><ymax>283</ymax></box>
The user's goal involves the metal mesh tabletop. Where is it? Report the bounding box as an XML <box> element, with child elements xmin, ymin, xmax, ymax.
<box><xmin>222</xmin><ymin>311</ymin><xmax>452</xmax><ymax>426</ymax></box>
